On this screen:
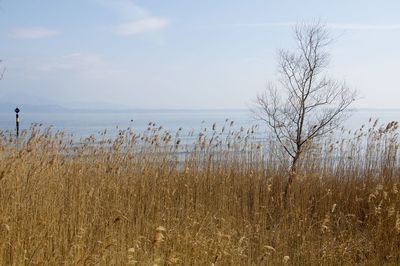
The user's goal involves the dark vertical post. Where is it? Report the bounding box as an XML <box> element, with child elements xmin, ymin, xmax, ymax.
<box><xmin>15</xmin><ymin>107</ymin><xmax>20</xmax><ymax>137</ymax></box>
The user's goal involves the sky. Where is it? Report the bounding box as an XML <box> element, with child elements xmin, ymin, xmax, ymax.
<box><xmin>0</xmin><ymin>0</ymin><xmax>400</xmax><ymax>109</ymax></box>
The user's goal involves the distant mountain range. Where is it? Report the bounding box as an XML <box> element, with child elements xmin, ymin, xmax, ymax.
<box><xmin>0</xmin><ymin>102</ymin><xmax>398</xmax><ymax>114</ymax></box>
<box><xmin>0</xmin><ymin>102</ymin><xmax>250</xmax><ymax>113</ymax></box>
<box><xmin>0</xmin><ymin>102</ymin><xmax>66</xmax><ymax>112</ymax></box>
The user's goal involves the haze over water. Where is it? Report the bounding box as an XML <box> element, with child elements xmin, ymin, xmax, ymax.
<box><xmin>0</xmin><ymin>108</ymin><xmax>399</xmax><ymax>138</ymax></box>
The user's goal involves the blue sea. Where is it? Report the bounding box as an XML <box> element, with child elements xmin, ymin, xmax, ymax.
<box><xmin>0</xmin><ymin>108</ymin><xmax>399</xmax><ymax>138</ymax></box>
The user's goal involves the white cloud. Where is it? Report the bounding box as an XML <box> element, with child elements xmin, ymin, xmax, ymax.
<box><xmin>97</xmin><ymin>0</ymin><xmax>170</xmax><ymax>35</ymax></box>
<box><xmin>225</xmin><ymin>22</ymin><xmax>296</xmax><ymax>28</ymax></box>
<box><xmin>36</xmin><ymin>53</ymin><xmax>122</xmax><ymax>80</ymax></box>
<box><xmin>225</xmin><ymin>22</ymin><xmax>400</xmax><ymax>31</ymax></box>
<box><xmin>115</xmin><ymin>18</ymin><xmax>169</xmax><ymax>35</ymax></box>
<box><xmin>95</xmin><ymin>0</ymin><xmax>148</xmax><ymax>19</ymax></box>
<box><xmin>12</xmin><ymin>27</ymin><xmax>60</xmax><ymax>39</ymax></box>
<box><xmin>328</xmin><ymin>23</ymin><xmax>400</xmax><ymax>30</ymax></box>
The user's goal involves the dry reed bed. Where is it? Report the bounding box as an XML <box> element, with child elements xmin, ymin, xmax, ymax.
<box><xmin>0</xmin><ymin>120</ymin><xmax>399</xmax><ymax>265</ymax></box>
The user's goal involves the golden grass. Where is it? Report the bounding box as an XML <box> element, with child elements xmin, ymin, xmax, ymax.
<box><xmin>0</xmin><ymin>120</ymin><xmax>399</xmax><ymax>265</ymax></box>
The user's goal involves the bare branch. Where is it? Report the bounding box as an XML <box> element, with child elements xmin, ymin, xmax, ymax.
<box><xmin>253</xmin><ymin>21</ymin><xmax>357</xmax><ymax>175</ymax></box>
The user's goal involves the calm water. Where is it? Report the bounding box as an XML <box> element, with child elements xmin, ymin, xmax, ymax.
<box><xmin>0</xmin><ymin>109</ymin><xmax>399</xmax><ymax>138</ymax></box>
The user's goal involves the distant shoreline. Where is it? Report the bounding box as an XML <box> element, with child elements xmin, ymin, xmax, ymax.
<box><xmin>1</xmin><ymin>107</ymin><xmax>400</xmax><ymax>114</ymax></box>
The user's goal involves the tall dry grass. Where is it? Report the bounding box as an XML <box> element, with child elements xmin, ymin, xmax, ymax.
<box><xmin>0</xmin><ymin>119</ymin><xmax>399</xmax><ymax>265</ymax></box>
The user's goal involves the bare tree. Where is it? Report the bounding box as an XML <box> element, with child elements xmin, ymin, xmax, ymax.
<box><xmin>254</xmin><ymin>22</ymin><xmax>356</xmax><ymax>195</ymax></box>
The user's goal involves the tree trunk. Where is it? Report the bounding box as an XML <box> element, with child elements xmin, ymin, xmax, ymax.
<box><xmin>283</xmin><ymin>153</ymin><xmax>300</xmax><ymax>206</ymax></box>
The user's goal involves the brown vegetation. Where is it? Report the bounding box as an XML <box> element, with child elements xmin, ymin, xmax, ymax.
<box><xmin>0</xmin><ymin>119</ymin><xmax>399</xmax><ymax>265</ymax></box>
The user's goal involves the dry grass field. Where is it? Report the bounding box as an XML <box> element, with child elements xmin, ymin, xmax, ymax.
<box><xmin>0</xmin><ymin>120</ymin><xmax>399</xmax><ymax>265</ymax></box>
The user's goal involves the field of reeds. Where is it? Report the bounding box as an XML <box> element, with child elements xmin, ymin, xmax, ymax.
<box><xmin>0</xmin><ymin>119</ymin><xmax>399</xmax><ymax>265</ymax></box>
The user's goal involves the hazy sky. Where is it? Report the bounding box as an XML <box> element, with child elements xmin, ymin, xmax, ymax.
<box><xmin>0</xmin><ymin>0</ymin><xmax>400</xmax><ymax>109</ymax></box>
